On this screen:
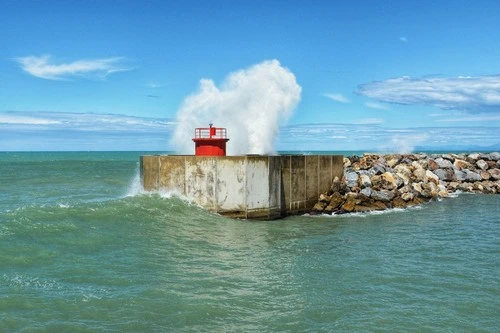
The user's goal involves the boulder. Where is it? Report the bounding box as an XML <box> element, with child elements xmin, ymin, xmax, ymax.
<box><xmin>393</xmin><ymin>196</ymin><xmax>408</xmax><ymax>208</ymax></box>
<box><xmin>428</xmin><ymin>159</ymin><xmax>440</xmax><ymax>171</ymax></box>
<box><xmin>359</xmin><ymin>174</ymin><xmax>372</xmax><ymax>188</ymax></box>
<box><xmin>329</xmin><ymin>176</ymin><xmax>344</xmax><ymax>194</ymax></box>
<box><xmin>433</xmin><ymin>168</ymin><xmax>454</xmax><ymax>181</ymax></box>
<box><xmin>441</xmin><ymin>154</ymin><xmax>455</xmax><ymax>162</ymax></box>
<box><xmin>476</xmin><ymin>159</ymin><xmax>489</xmax><ymax>171</ymax></box>
<box><xmin>372</xmin><ymin>172</ymin><xmax>398</xmax><ymax>190</ymax></box>
<box><xmin>387</xmin><ymin>157</ymin><xmax>400</xmax><ymax>168</ymax></box>
<box><xmin>454</xmin><ymin>170</ymin><xmax>467</xmax><ymax>182</ymax></box>
<box><xmin>360</xmin><ymin>187</ymin><xmax>372</xmax><ymax>197</ymax></box>
<box><xmin>485</xmin><ymin>152</ymin><xmax>500</xmax><ymax>161</ymax></box>
<box><xmin>425</xmin><ymin>170</ymin><xmax>440</xmax><ymax>184</ymax></box>
<box><xmin>422</xmin><ymin>182</ymin><xmax>439</xmax><ymax>198</ymax></box>
<box><xmin>401</xmin><ymin>192</ymin><xmax>414</xmax><ymax>202</ymax></box>
<box><xmin>413</xmin><ymin>168</ymin><xmax>426</xmax><ymax>182</ymax></box>
<box><xmin>488</xmin><ymin>168</ymin><xmax>500</xmax><ymax>180</ymax></box>
<box><xmin>464</xmin><ymin>170</ymin><xmax>482</xmax><ymax>182</ymax></box>
<box><xmin>328</xmin><ymin>192</ymin><xmax>345</xmax><ymax>210</ymax></box>
<box><xmin>355</xmin><ymin>193</ymin><xmax>373</xmax><ymax>206</ymax></box>
<box><xmin>447</xmin><ymin>182</ymin><xmax>459</xmax><ymax>192</ymax></box>
<box><xmin>312</xmin><ymin>201</ymin><xmax>327</xmax><ymax>212</ymax></box>
<box><xmin>394</xmin><ymin>174</ymin><xmax>405</xmax><ymax>188</ymax></box>
<box><xmin>372</xmin><ymin>201</ymin><xmax>388</xmax><ymax>210</ymax></box>
<box><xmin>341</xmin><ymin>195</ymin><xmax>357</xmax><ymax>212</ymax></box>
<box><xmin>370</xmin><ymin>162</ymin><xmax>386</xmax><ymax>175</ymax></box>
<box><xmin>457</xmin><ymin>183</ymin><xmax>473</xmax><ymax>192</ymax></box>
<box><xmin>412</xmin><ymin>182</ymin><xmax>424</xmax><ymax>195</ymax></box>
<box><xmin>343</xmin><ymin>158</ymin><xmax>352</xmax><ymax>168</ymax></box>
<box><xmin>473</xmin><ymin>182</ymin><xmax>484</xmax><ymax>192</ymax></box>
<box><xmin>480</xmin><ymin>171</ymin><xmax>491</xmax><ymax>180</ymax></box>
<box><xmin>319</xmin><ymin>193</ymin><xmax>331</xmax><ymax>203</ymax></box>
<box><xmin>437</xmin><ymin>184</ymin><xmax>448</xmax><ymax>197</ymax></box>
<box><xmin>345</xmin><ymin>171</ymin><xmax>359</xmax><ymax>188</ymax></box>
<box><xmin>468</xmin><ymin>153</ymin><xmax>481</xmax><ymax>161</ymax></box>
<box><xmin>454</xmin><ymin>159</ymin><xmax>473</xmax><ymax>171</ymax></box>
<box><xmin>435</xmin><ymin>157</ymin><xmax>453</xmax><ymax>169</ymax></box>
<box><xmin>371</xmin><ymin>189</ymin><xmax>395</xmax><ymax>202</ymax></box>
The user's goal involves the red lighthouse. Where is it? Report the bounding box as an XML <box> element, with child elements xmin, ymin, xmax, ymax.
<box><xmin>192</xmin><ymin>124</ymin><xmax>229</xmax><ymax>156</ymax></box>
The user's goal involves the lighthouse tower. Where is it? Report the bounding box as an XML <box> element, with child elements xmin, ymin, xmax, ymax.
<box><xmin>192</xmin><ymin>123</ymin><xmax>229</xmax><ymax>156</ymax></box>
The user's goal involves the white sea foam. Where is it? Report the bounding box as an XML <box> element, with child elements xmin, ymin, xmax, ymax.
<box><xmin>124</xmin><ymin>168</ymin><xmax>193</xmax><ymax>203</ymax></box>
<box><xmin>125</xmin><ymin>169</ymin><xmax>143</xmax><ymax>197</ymax></box>
<box><xmin>307</xmin><ymin>207</ymin><xmax>409</xmax><ymax>219</ymax></box>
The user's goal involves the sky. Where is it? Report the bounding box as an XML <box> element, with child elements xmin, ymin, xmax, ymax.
<box><xmin>1</xmin><ymin>0</ymin><xmax>500</xmax><ymax>152</ymax></box>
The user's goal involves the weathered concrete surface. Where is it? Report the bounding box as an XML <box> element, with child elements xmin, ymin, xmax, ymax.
<box><xmin>140</xmin><ymin>155</ymin><xmax>343</xmax><ymax>219</ymax></box>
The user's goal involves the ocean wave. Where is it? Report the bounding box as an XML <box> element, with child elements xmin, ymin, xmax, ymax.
<box><xmin>2</xmin><ymin>273</ymin><xmax>110</xmax><ymax>302</ymax></box>
<box><xmin>124</xmin><ymin>168</ymin><xmax>194</xmax><ymax>202</ymax></box>
<box><xmin>305</xmin><ymin>206</ymin><xmax>415</xmax><ymax>219</ymax></box>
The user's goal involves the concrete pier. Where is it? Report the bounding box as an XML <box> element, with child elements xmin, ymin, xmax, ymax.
<box><xmin>140</xmin><ymin>155</ymin><xmax>343</xmax><ymax>219</ymax></box>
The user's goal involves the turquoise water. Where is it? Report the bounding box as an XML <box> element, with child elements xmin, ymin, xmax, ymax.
<box><xmin>1</xmin><ymin>152</ymin><xmax>499</xmax><ymax>332</ymax></box>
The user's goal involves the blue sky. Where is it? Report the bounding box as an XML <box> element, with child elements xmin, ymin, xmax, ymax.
<box><xmin>1</xmin><ymin>0</ymin><xmax>499</xmax><ymax>152</ymax></box>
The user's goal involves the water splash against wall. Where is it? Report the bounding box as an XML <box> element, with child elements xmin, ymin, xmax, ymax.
<box><xmin>171</xmin><ymin>60</ymin><xmax>301</xmax><ymax>155</ymax></box>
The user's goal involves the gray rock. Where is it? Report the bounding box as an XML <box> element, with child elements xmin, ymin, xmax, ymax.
<box><xmin>359</xmin><ymin>174</ymin><xmax>372</xmax><ymax>188</ymax></box>
<box><xmin>454</xmin><ymin>170</ymin><xmax>467</xmax><ymax>182</ymax></box>
<box><xmin>360</xmin><ymin>187</ymin><xmax>372</xmax><ymax>197</ymax></box>
<box><xmin>426</xmin><ymin>170</ymin><xmax>440</xmax><ymax>184</ymax></box>
<box><xmin>476</xmin><ymin>159</ymin><xmax>489</xmax><ymax>171</ymax></box>
<box><xmin>442</xmin><ymin>154</ymin><xmax>454</xmax><ymax>161</ymax></box>
<box><xmin>486</xmin><ymin>152</ymin><xmax>500</xmax><ymax>161</ymax></box>
<box><xmin>401</xmin><ymin>192</ymin><xmax>414</xmax><ymax>201</ymax></box>
<box><xmin>468</xmin><ymin>153</ymin><xmax>481</xmax><ymax>160</ymax></box>
<box><xmin>464</xmin><ymin>170</ymin><xmax>482</xmax><ymax>182</ymax></box>
<box><xmin>413</xmin><ymin>168</ymin><xmax>426</xmax><ymax>182</ymax></box>
<box><xmin>434</xmin><ymin>168</ymin><xmax>454</xmax><ymax>181</ymax></box>
<box><xmin>345</xmin><ymin>171</ymin><xmax>359</xmax><ymax>188</ymax></box>
<box><xmin>480</xmin><ymin>171</ymin><xmax>491</xmax><ymax>180</ymax></box>
<box><xmin>488</xmin><ymin>168</ymin><xmax>500</xmax><ymax>180</ymax></box>
<box><xmin>435</xmin><ymin>157</ymin><xmax>453</xmax><ymax>169</ymax></box>
<box><xmin>371</xmin><ymin>189</ymin><xmax>395</xmax><ymax>202</ymax></box>
<box><xmin>370</xmin><ymin>162</ymin><xmax>386</xmax><ymax>175</ymax></box>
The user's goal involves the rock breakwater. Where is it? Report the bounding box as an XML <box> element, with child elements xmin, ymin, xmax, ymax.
<box><xmin>312</xmin><ymin>152</ymin><xmax>500</xmax><ymax>214</ymax></box>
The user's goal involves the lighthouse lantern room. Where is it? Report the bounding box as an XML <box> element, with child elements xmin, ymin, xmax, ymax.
<box><xmin>192</xmin><ymin>124</ymin><xmax>229</xmax><ymax>156</ymax></box>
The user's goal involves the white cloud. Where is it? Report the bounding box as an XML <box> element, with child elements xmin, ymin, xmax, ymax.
<box><xmin>357</xmin><ymin>75</ymin><xmax>500</xmax><ymax>113</ymax></box>
<box><xmin>0</xmin><ymin>111</ymin><xmax>176</xmax><ymax>151</ymax></box>
<box><xmin>388</xmin><ymin>134</ymin><xmax>428</xmax><ymax>154</ymax></box>
<box><xmin>0</xmin><ymin>111</ymin><xmax>175</xmax><ymax>132</ymax></box>
<box><xmin>354</xmin><ymin>118</ymin><xmax>384</xmax><ymax>125</ymax></box>
<box><xmin>15</xmin><ymin>55</ymin><xmax>132</xmax><ymax>80</ymax></box>
<box><xmin>2</xmin><ymin>111</ymin><xmax>499</xmax><ymax>152</ymax></box>
<box><xmin>0</xmin><ymin>115</ymin><xmax>61</xmax><ymax>125</ymax></box>
<box><xmin>323</xmin><ymin>93</ymin><xmax>350</xmax><ymax>103</ymax></box>
<box><xmin>399</xmin><ymin>36</ymin><xmax>408</xmax><ymax>42</ymax></box>
<box><xmin>364</xmin><ymin>102</ymin><xmax>390</xmax><ymax>110</ymax></box>
<box><xmin>277</xmin><ymin>123</ymin><xmax>500</xmax><ymax>151</ymax></box>
<box><xmin>436</xmin><ymin>114</ymin><xmax>500</xmax><ymax>122</ymax></box>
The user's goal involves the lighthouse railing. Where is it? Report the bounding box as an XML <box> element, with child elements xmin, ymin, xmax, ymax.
<box><xmin>194</xmin><ymin>127</ymin><xmax>227</xmax><ymax>139</ymax></box>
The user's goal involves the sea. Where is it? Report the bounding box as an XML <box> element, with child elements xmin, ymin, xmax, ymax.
<box><xmin>1</xmin><ymin>151</ymin><xmax>499</xmax><ymax>332</ymax></box>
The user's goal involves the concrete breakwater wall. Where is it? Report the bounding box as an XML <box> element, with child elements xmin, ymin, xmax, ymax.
<box><xmin>312</xmin><ymin>152</ymin><xmax>500</xmax><ymax>215</ymax></box>
<box><xmin>141</xmin><ymin>155</ymin><xmax>344</xmax><ymax>219</ymax></box>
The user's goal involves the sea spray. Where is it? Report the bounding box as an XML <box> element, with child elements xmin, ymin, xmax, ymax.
<box><xmin>171</xmin><ymin>59</ymin><xmax>302</xmax><ymax>155</ymax></box>
<box><xmin>125</xmin><ymin>166</ymin><xmax>192</xmax><ymax>201</ymax></box>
